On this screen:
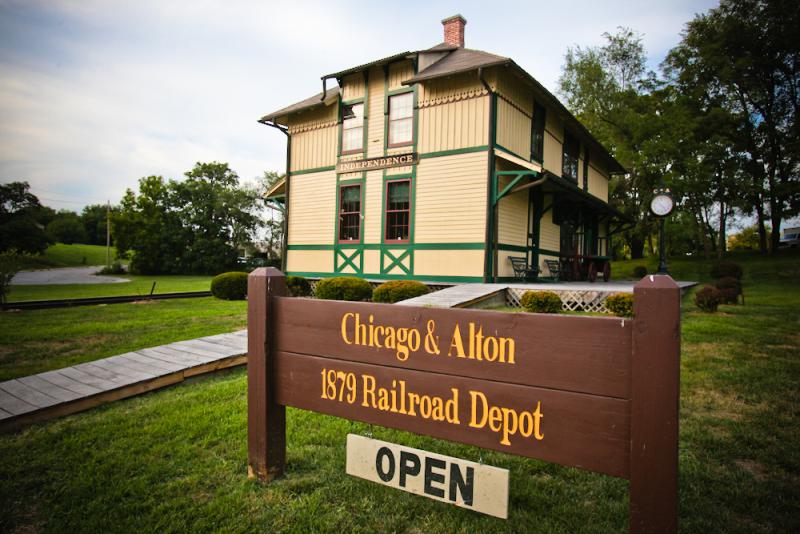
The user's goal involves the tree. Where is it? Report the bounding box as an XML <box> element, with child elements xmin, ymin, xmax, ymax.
<box><xmin>46</xmin><ymin>210</ymin><xmax>88</xmax><ymax>245</ymax></box>
<box><xmin>80</xmin><ymin>204</ymin><xmax>116</xmax><ymax>246</ymax></box>
<box><xmin>665</xmin><ymin>0</ymin><xmax>800</xmax><ymax>254</ymax></box>
<box><xmin>0</xmin><ymin>181</ymin><xmax>52</xmax><ymax>254</ymax></box>
<box><xmin>0</xmin><ymin>249</ymin><xmax>23</xmax><ymax>304</ymax></box>
<box><xmin>260</xmin><ymin>171</ymin><xmax>285</xmax><ymax>263</ymax></box>
<box><xmin>559</xmin><ymin>28</ymin><xmax>661</xmax><ymax>259</ymax></box>
<box><xmin>113</xmin><ymin>163</ymin><xmax>263</xmax><ymax>275</ymax></box>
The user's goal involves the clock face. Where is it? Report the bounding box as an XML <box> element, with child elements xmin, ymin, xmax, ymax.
<box><xmin>650</xmin><ymin>194</ymin><xmax>674</xmax><ymax>217</ymax></box>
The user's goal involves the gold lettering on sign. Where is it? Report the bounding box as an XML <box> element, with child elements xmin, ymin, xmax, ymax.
<box><xmin>336</xmin><ymin>153</ymin><xmax>418</xmax><ymax>173</ymax></box>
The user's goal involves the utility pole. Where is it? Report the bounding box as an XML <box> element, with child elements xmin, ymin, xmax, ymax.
<box><xmin>106</xmin><ymin>200</ymin><xmax>111</xmax><ymax>268</ymax></box>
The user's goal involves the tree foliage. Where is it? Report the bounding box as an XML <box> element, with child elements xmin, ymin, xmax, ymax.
<box><xmin>113</xmin><ymin>162</ymin><xmax>263</xmax><ymax>275</ymax></box>
<box><xmin>46</xmin><ymin>211</ymin><xmax>88</xmax><ymax>245</ymax></box>
<box><xmin>0</xmin><ymin>181</ymin><xmax>53</xmax><ymax>254</ymax></box>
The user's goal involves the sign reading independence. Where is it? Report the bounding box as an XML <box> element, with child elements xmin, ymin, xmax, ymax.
<box><xmin>336</xmin><ymin>153</ymin><xmax>417</xmax><ymax>174</ymax></box>
<box><xmin>247</xmin><ymin>269</ymin><xmax>681</xmax><ymax>532</ymax></box>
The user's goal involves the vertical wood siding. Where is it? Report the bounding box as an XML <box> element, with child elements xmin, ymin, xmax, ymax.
<box><xmin>539</xmin><ymin>209</ymin><xmax>560</xmax><ymax>252</ymax></box>
<box><xmin>418</xmin><ymin>72</ymin><xmax>487</xmax><ymax>105</ymax></box>
<box><xmin>342</xmin><ymin>73</ymin><xmax>365</xmax><ymax>101</ymax></box>
<box><xmin>418</xmin><ymin>96</ymin><xmax>489</xmax><ymax>153</ymax></box>
<box><xmin>367</xmin><ymin>66</ymin><xmax>384</xmax><ymax>158</ymax></box>
<box><xmin>287</xmin><ymin>104</ymin><xmax>338</xmax><ymax>172</ymax></box>
<box><xmin>497</xmin><ymin>184</ymin><xmax>528</xmax><ymax>247</ymax></box>
<box><xmin>288</xmin><ymin>170</ymin><xmax>336</xmax><ymax>244</ymax></box>
<box><xmin>363</xmin><ymin>169</ymin><xmax>383</xmax><ymax>243</ymax></box>
<box><xmin>415</xmin><ymin>152</ymin><xmax>487</xmax><ymax>243</ymax></box>
<box><xmin>589</xmin><ymin>161</ymin><xmax>610</xmax><ymax>202</ymax></box>
<box><xmin>496</xmin><ymin>98</ymin><xmax>532</xmax><ymax>158</ymax></box>
<box><xmin>388</xmin><ymin>61</ymin><xmax>414</xmax><ymax>90</ymax></box>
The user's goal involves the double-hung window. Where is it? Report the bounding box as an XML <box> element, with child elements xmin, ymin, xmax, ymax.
<box><xmin>338</xmin><ymin>184</ymin><xmax>361</xmax><ymax>242</ymax></box>
<box><xmin>385</xmin><ymin>180</ymin><xmax>411</xmax><ymax>242</ymax></box>
<box><xmin>341</xmin><ymin>103</ymin><xmax>364</xmax><ymax>154</ymax></box>
<box><xmin>388</xmin><ymin>93</ymin><xmax>413</xmax><ymax>147</ymax></box>
<box><xmin>531</xmin><ymin>101</ymin><xmax>546</xmax><ymax>163</ymax></box>
<box><xmin>562</xmin><ymin>131</ymin><xmax>579</xmax><ymax>182</ymax></box>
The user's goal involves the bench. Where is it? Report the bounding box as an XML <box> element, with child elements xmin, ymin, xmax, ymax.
<box><xmin>509</xmin><ymin>257</ymin><xmax>539</xmax><ymax>281</ymax></box>
<box><xmin>544</xmin><ymin>259</ymin><xmax>562</xmax><ymax>282</ymax></box>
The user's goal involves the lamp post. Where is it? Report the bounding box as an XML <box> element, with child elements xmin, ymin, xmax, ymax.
<box><xmin>649</xmin><ymin>188</ymin><xmax>675</xmax><ymax>275</ymax></box>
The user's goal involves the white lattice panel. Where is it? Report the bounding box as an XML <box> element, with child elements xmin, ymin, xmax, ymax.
<box><xmin>506</xmin><ymin>288</ymin><xmax>612</xmax><ymax>313</ymax></box>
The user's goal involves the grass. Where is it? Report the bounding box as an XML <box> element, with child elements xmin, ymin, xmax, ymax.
<box><xmin>7</xmin><ymin>275</ymin><xmax>215</xmax><ymax>302</ymax></box>
<box><xmin>0</xmin><ymin>297</ymin><xmax>246</xmax><ymax>381</ymax></box>
<box><xmin>0</xmin><ymin>251</ymin><xmax>798</xmax><ymax>532</ymax></box>
<box><xmin>18</xmin><ymin>243</ymin><xmax>119</xmax><ymax>269</ymax></box>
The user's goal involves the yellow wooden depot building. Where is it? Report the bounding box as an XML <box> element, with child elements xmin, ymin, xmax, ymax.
<box><xmin>261</xmin><ymin>15</ymin><xmax>629</xmax><ymax>284</ymax></box>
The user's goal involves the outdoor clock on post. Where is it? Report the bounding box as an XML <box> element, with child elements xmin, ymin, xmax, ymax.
<box><xmin>650</xmin><ymin>188</ymin><xmax>674</xmax><ymax>275</ymax></box>
<box><xmin>650</xmin><ymin>190</ymin><xmax>675</xmax><ymax>217</ymax></box>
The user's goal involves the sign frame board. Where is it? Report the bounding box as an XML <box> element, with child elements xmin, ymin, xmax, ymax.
<box><xmin>335</xmin><ymin>153</ymin><xmax>418</xmax><ymax>174</ymax></box>
<box><xmin>247</xmin><ymin>269</ymin><xmax>680</xmax><ymax>532</ymax></box>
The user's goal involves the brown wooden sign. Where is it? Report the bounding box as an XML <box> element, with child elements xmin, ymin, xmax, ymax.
<box><xmin>336</xmin><ymin>152</ymin><xmax>417</xmax><ymax>174</ymax></box>
<box><xmin>247</xmin><ymin>268</ymin><xmax>680</xmax><ymax>532</ymax></box>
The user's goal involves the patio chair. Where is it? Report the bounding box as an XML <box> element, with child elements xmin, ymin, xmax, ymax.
<box><xmin>544</xmin><ymin>259</ymin><xmax>562</xmax><ymax>282</ymax></box>
<box><xmin>509</xmin><ymin>257</ymin><xmax>539</xmax><ymax>281</ymax></box>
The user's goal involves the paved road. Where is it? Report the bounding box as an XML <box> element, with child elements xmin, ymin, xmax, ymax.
<box><xmin>11</xmin><ymin>266</ymin><xmax>130</xmax><ymax>285</ymax></box>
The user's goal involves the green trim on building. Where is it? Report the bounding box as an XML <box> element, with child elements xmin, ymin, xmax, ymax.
<box><xmin>419</xmin><ymin>146</ymin><xmax>489</xmax><ymax>159</ymax></box>
<box><xmin>290</xmin><ymin>165</ymin><xmax>336</xmax><ymax>176</ymax></box>
<box><xmin>494</xmin><ymin>143</ymin><xmax>531</xmax><ymax>163</ymax></box>
<box><xmin>286</xmin><ymin>271</ymin><xmax>484</xmax><ymax>284</ymax></box>
<box><xmin>334</xmin><ymin>247</ymin><xmax>364</xmax><ymax>275</ymax></box>
<box><xmin>287</xmin><ymin>242</ymin><xmax>487</xmax><ymax>251</ymax></box>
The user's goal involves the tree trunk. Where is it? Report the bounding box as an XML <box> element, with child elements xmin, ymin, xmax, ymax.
<box><xmin>717</xmin><ymin>201</ymin><xmax>727</xmax><ymax>259</ymax></box>
<box><xmin>630</xmin><ymin>235</ymin><xmax>645</xmax><ymax>259</ymax></box>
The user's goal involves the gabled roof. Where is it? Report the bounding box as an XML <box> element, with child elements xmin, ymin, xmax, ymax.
<box><xmin>259</xmin><ymin>44</ymin><xmax>627</xmax><ymax>174</ymax></box>
<box><xmin>259</xmin><ymin>85</ymin><xmax>339</xmax><ymax>124</ymax></box>
<box><xmin>404</xmin><ymin>47</ymin><xmax>509</xmax><ymax>84</ymax></box>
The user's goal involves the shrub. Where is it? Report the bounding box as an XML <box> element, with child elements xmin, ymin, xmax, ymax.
<box><xmin>373</xmin><ymin>280</ymin><xmax>429</xmax><ymax>303</ymax></box>
<box><xmin>694</xmin><ymin>285</ymin><xmax>723</xmax><ymax>312</ymax></box>
<box><xmin>315</xmin><ymin>276</ymin><xmax>373</xmax><ymax>301</ymax></box>
<box><xmin>632</xmin><ymin>265</ymin><xmax>648</xmax><ymax>279</ymax></box>
<box><xmin>286</xmin><ymin>275</ymin><xmax>311</xmax><ymax>297</ymax></box>
<box><xmin>606</xmin><ymin>293</ymin><xmax>634</xmax><ymax>317</ymax></box>
<box><xmin>98</xmin><ymin>261</ymin><xmax>126</xmax><ymax>275</ymax></box>
<box><xmin>210</xmin><ymin>271</ymin><xmax>249</xmax><ymax>300</ymax></box>
<box><xmin>714</xmin><ymin>276</ymin><xmax>741</xmax><ymax>304</ymax></box>
<box><xmin>710</xmin><ymin>260</ymin><xmax>743</xmax><ymax>280</ymax></box>
<box><xmin>520</xmin><ymin>290</ymin><xmax>562</xmax><ymax>313</ymax></box>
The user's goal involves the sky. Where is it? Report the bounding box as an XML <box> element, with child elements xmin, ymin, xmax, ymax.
<box><xmin>0</xmin><ymin>0</ymin><xmax>720</xmax><ymax>213</ymax></box>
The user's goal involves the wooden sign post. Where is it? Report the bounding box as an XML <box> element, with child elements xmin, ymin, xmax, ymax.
<box><xmin>247</xmin><ymin>268</ymin><xmax>680</xmax><ymax>532</ymax></box>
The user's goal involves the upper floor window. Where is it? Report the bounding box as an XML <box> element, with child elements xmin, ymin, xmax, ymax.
<box><xmin>385</xmin><ymin>180</ymin><xmax>411</xmax><ymax>242</ymax></box>
<box><xmin>338</xmin><ymin>184</ymin><xmax>361</xmax><ymax>241</ymax></box>
<box><xmin>531</xmin><ymin>101</ymin><xmax>546</xmax><ymax>162</ymax></box>
<box><xmin>562</xmin><ymin>131</ymin><xmax>579</xmax><ymax>181</ymax></box>
<box><xmin>341</xmin><ymin>103</ymin><xmax>364</xmax><ymax>154</ymax></box>
<box><xmin>388</xmin><ymin>93</ymin><xmax>413</xmax><ymax>147</ymax></box>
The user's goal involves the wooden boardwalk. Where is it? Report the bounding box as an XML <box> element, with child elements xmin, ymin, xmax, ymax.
<box><xmin>0</xmin><ymin>330</ymin><xmax>247</xmax><ymax>432</ymax></box>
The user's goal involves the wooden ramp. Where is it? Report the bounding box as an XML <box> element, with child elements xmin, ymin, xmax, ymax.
<box><xmin>0</xmin><ymin>330</ymin><xmax>247</xmax><ymax>433</ymax></box>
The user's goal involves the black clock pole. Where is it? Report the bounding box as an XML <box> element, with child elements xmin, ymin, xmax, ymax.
<box><xmin>657</xmin><ymin>217</ymin><xmax>669</xmax><ymax>275</ymax></box>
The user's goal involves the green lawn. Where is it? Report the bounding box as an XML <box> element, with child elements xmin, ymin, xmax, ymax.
<box><xmin>18</xmin><ymin>243</ymin><xmax>119</xmax><ymax>269</ymax></box>
<box><xmin>0</xmin><ymin>252</ymin><xmax>798</xmax><ymax>532</ymax></box>
<box><xmin>7</xmin><ymin>274</ymin><xmax>215</xmax><ymax>302</ymax></box>
<box><xmin>0</xmin><ymin>297</ymin><xmax>246</xmax><ymax>381</ymax></box>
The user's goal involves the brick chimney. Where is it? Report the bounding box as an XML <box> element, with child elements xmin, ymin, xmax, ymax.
<box><xmin>442</xmin><ymin>14</ymin><xmax>466</xmax><ymax>48</ymax></box>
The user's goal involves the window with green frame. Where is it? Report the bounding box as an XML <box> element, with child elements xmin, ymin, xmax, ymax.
<box><xmin>562</xmin><ymin>131</ymin><xmax>579</xmax><ymax>181</ymax></box>
<box><xmin>385</xmin><ymin>180</ymin><xmax>411</xmax><ymax>242</ymax></box>
<box><xmin>341</xmin><ymin>103</ymin><xmax>364</xmax><ymax>154</ymax></box>
<box><xmin>338</xmin><ymin>184</ymin><xmax>361</xmax><ymax>242</ymax></box>
<box><xmin>531</xmin><ymin>101</ymin><xmax>546</xmax><ymax>162</ymax></box>
<box><xmin>388</xmin><ymin>93</ymin><xmax>413</xmax><ymax>147</ymax></box>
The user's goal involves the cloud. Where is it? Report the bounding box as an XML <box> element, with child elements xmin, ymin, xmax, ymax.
<box><xmin>1</xmin><ymin>0</ymin><xmax>718</xmax><ymax>211</ymax></box>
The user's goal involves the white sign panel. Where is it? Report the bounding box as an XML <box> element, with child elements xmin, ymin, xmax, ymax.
<box><xmin>345</xmin><ymin>434</ymin><xmax>509</xmax><ymax>519</ymax></box>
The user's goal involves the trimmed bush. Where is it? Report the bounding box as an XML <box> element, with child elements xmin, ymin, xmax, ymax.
<box><xmin>286</xmin><ymin>275</ymin><xmax>311</xmax><ymax>297</ymax></box>
<box><xmin>632</xmin><ymin>265</ymin><xmax>648</xmax><ymax>279</ymax></box>
<box><xmin>520</xmin><ymin>290</ymin><xmax>562</xmax><ymax>313</ymax></box>
<box><xmin>694</xmin><ymin>285</ymin><xmax>723</xmax><ymax>312</ymax></box>
<box><xmin>210</xmin><ymin>271</ymin><xmax>249</xmax><ymax>300</ymax></box>
<box><xmin>98</xmin><ymin>261</ymin><xmax>126</xmax><ymax>275</ymax></box>
<box><xmin>373</xmin><ymin>280</ymin><xmax>429</xmax><ymax>303</ymax></box>
<box><xmin>714</xmin><ymin>276</ymin><xmax>741</xmax><ymax>304</ymax></box>
<box><xmin>315</xmin><ymin>276</ymin><xmax>373</xmax><ymax>301</ymax></box>
<box><xmin>606</xmin><ymin>293</ymin><xmax>634</xmax><ymax>317</ymax></box>
<box><xmin>710</xmin><ymin>260</ymin><xmax>743</xmax><ymax>280</ymax></box>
